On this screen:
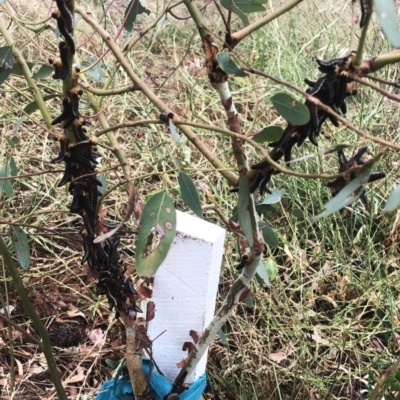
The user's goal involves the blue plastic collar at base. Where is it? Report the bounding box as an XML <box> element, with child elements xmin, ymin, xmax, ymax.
<box><xmin>95</xmin><ymin>358</ymin><xmax>206</xmax><ymax>400</ymax></box>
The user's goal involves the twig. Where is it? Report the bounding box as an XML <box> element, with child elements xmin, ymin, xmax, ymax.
<box><xmin>231</xmin><ymin>0</ymin><xmax>304</xmax><ymax>45</ymax></box>
<box><xmin>80</xmin><ymin>82</ymin><xmax>137</xmax><ymax>96</ymax></box>
<box><xmin>352</xmin><ymin>75</ymin><xmax>400</xmax><ymax>102</ymax></box>
<box><xmin>75</xmin><ymin>5</ymin><xmax>238</xmax><ymax>186</ymax></box>
<box><xmin>243</xmin><ymin>66</ymin><xmax>400</xmax><ymax>151</ymax></box>
<box><xmin>0</xmin><ymin>313</ymin><xmax>41</xmax><ymax>345</ymax></box>
<box><xmin>365</xmin><ymin>74</ymin><xmax>400</xmax><ymax>89</ymax></box>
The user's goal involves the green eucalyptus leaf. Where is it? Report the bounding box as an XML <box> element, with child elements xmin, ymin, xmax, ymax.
<box><xmin>220</xmin><ymin>0</ymin><xmax>249</xmax><ymax>26</ymax></box>
<box><xmin>13</xmin><ymin>116</ymin><xmax>26</xmax><ymax>132</ymax></box>
<box><xmin>265</xmin><ymin>259</ymin><xmax>278</xmax><ymax>280</ymax></box>
<box><xmin>216</xmin><ymin>49</ymin><xmax>247</xmax><ymax>77</ymax></box>
<box><xmin>261</xmin><ymin>224</ymin><xmax>279</xmax><ymax>248</ymax></box>
<box><xmin>260</xmin><ymin>189</ymin><xmax>285</xmax><ymax>205</ymax></box>
<box><xmin>24</xmin><ymin>94</ymin><xmax>59</xmax><ymax>114</ymax></box>
<box><xmin>256</xmin><ymin>260</ymin><xmax>270</xmax><ymax>287</ymax></box>
<box><xmin>292</xmin><ymin>208</ymin><xmax>304</xmax><ymax>219</ymax></box>
<box><xmin>169</xmin><ymin>119</ymin><xmax>184</xmax><ymax>144</ymax></box>
<box><xmin>270</xmin><ymin>93</ymin><xmax>310</xmax><ymax>125</ymax></box>
<box><xmin>0</xmin><ymin>46</ymin><xmax>14</xmax><ymax>86</ymax></box>
<box><xmin>218</xmin><ymin>329</ymin><xmax>228</xmax><ymax>345</ymax></box>
<box><xmin>238</xmin><ymin>176</ymin><xmax>253</xmax><ymax>247</ymax></box>
<box><xmin>97</xmin><ymin>174</ymin><xmax>107</xmax><ymax>196</ymax></box>
<box><xmin>9</xmin><ymin>156</ymin><xmax>18</xmax><ymax>176</ymax></box>
<box><xmin>252</xmin><ymin>126</ymin><xmax>283</xmax><ymax>143</ymax></box>
<box><xmin>10</xmin><ymin>226</ymin><xmax>30</xmax><ymax>270</ymax></box>
<box><xmin>313</xmin><ymin>165</ymin><xmax>372</xmax><ymax>220</ymax></box>
<box><xmin>135</xmin><ymin>191</ymin><xmax>176</xmax><ymax>277</ymax></box>
<box><xmin>0</xmin><ymin>162</ymin><xmax>14</xmax><ymax>198</ymax></box>
<box><xmin>383</xmin><ymin>185</ymin><xmax>400</xmax><ymax>213</ymax></box>
<box><xmin>245</xmin><ymin>292</ymin><xmax>253</xmax><ymax>308</ymax></box>
<box><xmin>178</xmin><ymin>172</ymin><xmax>202</xmax><ymax>218</ymax></box>
<box><xmin>124</xmin><ymin>0</ymin><xmax>151</xmax><ymax>33</ymax></box>
<box><xmin>374</xmin><ymin>0</ymin><xmax>400</xmax><ymax>48</ymax></box>
<box><xmin>12</xmin><ymin>62</ymin><xmax>34</xmax><ymax>76</ymax></box>
<box><xmin>81</xmin><ymin>60</ymin><xmax>105</xmax><ymax>83</ymax></box>
<box><xmin>32</xmin><ymin>65</ymin><xmax>53</xmax><ymax>79</ymax></box>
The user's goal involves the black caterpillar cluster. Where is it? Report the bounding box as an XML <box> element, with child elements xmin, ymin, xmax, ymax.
<box><xmin>49</xmin><ymin>0</ymin><xmax>75</xmax><ymax>81</ymax></box>
<box><xmin>248</xmin><ymin>52</ymin><xmax>370</xmax><ymax>196</ymax></box>
<box><xmin>50</xmin><ymin>2</ymin><xmax>140</xmax><ymax>318</ymax></box>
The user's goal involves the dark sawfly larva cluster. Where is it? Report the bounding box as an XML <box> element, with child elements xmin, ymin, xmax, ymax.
<box><xmin>49</xmin><ymin>1</ymin><xmax>141</xmax><ymax>319</ymax></box>
<box><xmin>359</xmin><ymin>0</ymin><xmax>371</xmax><ymax>28</ymax></box>
<box><xmin>247</xmin><ymin>51</ymin><xmax>384</xmax><ymax>201</ymax></box>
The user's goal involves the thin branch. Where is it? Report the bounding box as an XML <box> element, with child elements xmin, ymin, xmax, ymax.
<box><xmin>231</xmin><ymin>0</ymin><xmax>304</xmax><ymax>45</ymax></box>
<box><xmin>94</xmin><ymin>120</ymin><xmax>161</xmax><ymax>137</ymax></box>
<box><xmin>176</xmin><ymin>120</ymin><xmax>347</xmax><ymax>179</ymax></box>
<box><xmin>352</xmin><ymin>75</ymin><xmax>400</xmax><ymax>102</ymax></box>
<box><xmin>243</xmin><ymin>66</ymin><xmax>400</xmax><ymax>151</ymax></box>
<box><xmin>80</xmin><ymin>82</ymin><xmax>137</xmax><ymax>96</ymax></box>
<box><xmin>75</xmin><ymin>5</ymin><xmax>238</xmax><ymax>186</ymax></box>
<box><xmin>365</xmin><ymin>74</ymin><xmax>400</xmax><ymax>89</ymax></box>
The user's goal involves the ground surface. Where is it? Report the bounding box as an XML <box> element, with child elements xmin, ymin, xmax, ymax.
<box><xmin>0</xmin><ymin>0</ymin><xmax>400</xmax><ymax>399</ymax></box>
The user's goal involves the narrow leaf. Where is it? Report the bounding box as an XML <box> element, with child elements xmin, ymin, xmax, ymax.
<box><xmin>124</xmin><ymin>0</ymin><xmax>151</xmax><ymax>33</ymax></box>
<box><xmin>292</xmin><ymin>208</ymin><xmax>304</xmax><ymax>218</ymax></box>
<box><xmin>178</xmin><ymin>172</ymin><xmax>202</xmax><ymax>218</ymax></box>
<box><xmin>271</xmin><ymin>93</ymin><xmax>310</xmax><ymax>125</ymax></box>
<box><xmin>217</xmin><ymin>49</ymin><xmax>247</xmax><ymax>77</ymax></box>
<box><xmin>238</xmin><ymin>176</ymin><xmax>253</xmax><ymax>247</ymax></box>
<box><xmin>260</xmin><ymin>189</ymin><xmax>285</xmax><ymax>205</ymax></box>
<box><xmin>220</xmin><ymin>0</ymin><xmax>249</xmax><ymax>26</ymax></box>
<box><xmin>261</xmin><ymin>224</ymin><xmax>279</xmax><ymax>248</ymax></box>
<box><xmin>32</xmin><ymin>65</ymin><xmax>53</xmax><ymax>79</ymax></box>
<box><xmin>383</xmin><ymin>185</ymin><xmax>400</xmax><ymax>213</ymax></box>
<box><xmin>24</xmin><ymin>94</ymin><xmax>59</xmax><ymax>114</ymax></box>
<box><xmin>9</xmin><ymin>156</ymin><xmax>18</xmax><ymax>176</ymax></box>
<box><xmin>374</xmin><ymin>0</ymin><xmax>400</xmax><ymax>47</ymax></box>
<box><xmin>81</xmin><ymin>60</ymin><xmax>105</xmax><ymax>83</ymax></box>
<box><xmin>169</xmin><ymin>119</ymin><xmax>184</xmax><ymax>144</ymax></box>
<box><xmin>313</xmin><ymin>166</ymin><xmax>372</xmax><ymax>220</ymax></box>
<box><xmin>0</xmin><ymin>46</ymin><xmax>13</xmax><ymax>87</ymax></box>
<box><xmin>135</xmin><ymin>191</ymin><xmax>177</xmax><ymax>277</ymax></box>
<box><xmin>12</xmin><ymin>62</ymin><xmax>34</xmax><ymax>76</ymax></box>
<box><xmin>97</xmin><ymin>174</ymin><xmax>107</xmax><ymax>196</ymax></box>
<box><xmin>13</xmin><ymin>116</ymin><xmax>26</xmax><ymax>132</ymax></box>
<box><xmin>218</xmin><ymin>329</ymin><xmax>228</xmax><ymax>345</ymax></box>
<box><xmin>286</xmin><ymin>152</ymin><xmax>316</xmax><ymax>164</ymax></box>
<box><xmin>265</xmin><ymin>259</ymin><xmax>278</xmax><ymax>280</ymax></box>
<box><xmin>0</xmin><ymin>162</ymin><xmax>14</xmax><ymax>198</ymax></box>
<box><xmin>256</xmin><ymin>260</ymin><xmax>270</xmax><ymax>288</ymax></box>
<box><xmin>10</xmin><ymin>226</ymin><xmax>30</xmax><ymax>270</ymax></box>
<box><xmin>252</xmin><ymin>126</ymin><xmax>283</xmax><ymax>143</ymax></box>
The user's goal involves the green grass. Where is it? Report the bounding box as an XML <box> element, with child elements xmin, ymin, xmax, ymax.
<box><xmin>0</xmin><ymin>0</ymin><xmax>400</xmax><ymax>399</ymax></box>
